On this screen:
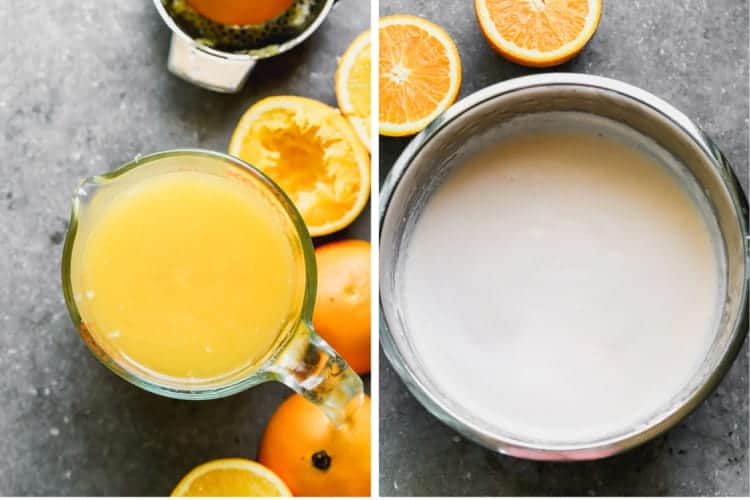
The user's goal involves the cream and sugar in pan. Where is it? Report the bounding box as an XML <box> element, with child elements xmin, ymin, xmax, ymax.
<box><xmin>380</xmin><ymin>74</ymin><xmax>749</xmax><ymax>460</ymax></box>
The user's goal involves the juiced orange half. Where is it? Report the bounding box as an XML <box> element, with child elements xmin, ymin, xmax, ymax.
<box><xmin>229</xmin><ymin>96</ymin><xmax>370</xmax><ymax>237</ymax></box>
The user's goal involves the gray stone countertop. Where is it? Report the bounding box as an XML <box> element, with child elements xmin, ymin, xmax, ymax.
<box><xmin>0</xmin><ymin>0</ymin><xmax>370</xmax><ymax>495</ymax></box>
<box><xmin>379</xmin><ymin>0</ymin><xmax>749</xmax><ymax>496</ymax></box>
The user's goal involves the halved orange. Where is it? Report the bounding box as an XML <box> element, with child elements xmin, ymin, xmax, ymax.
<box><xmin>336</xmin><ymin>30</ymin><xmax>372</xmax><ymax>151</ymax></box>
<box><xmin>475</xmin><ymin>0</ymin><xmax>602</xmax><ymax>67</ymax></box>
<box><xmin>171</xmin><ymin>458</ymin><xmax>291</xmax><ymax>497</ymax></box>
<box><xmin>379</xmin><ymin>15</ymin><xmax>462</xmax><ymax>137</ymax></box>
<box><xmin>229</xmin><ymin>96</ymin><xmax>370</xmax><ymax>237</ymax></box>
<box><xmin>186</xmin><ymin>0</ymin><xmax>295</xmax><ymax>26</ymax></box>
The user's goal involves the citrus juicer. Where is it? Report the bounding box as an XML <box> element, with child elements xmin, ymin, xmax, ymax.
<box><xmin>154</xmin><ymin>0</ymin><xmax>336</xmax><ymax>93</ymax></box>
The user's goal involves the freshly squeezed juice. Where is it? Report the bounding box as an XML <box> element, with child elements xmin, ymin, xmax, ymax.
<box><xmin>70</xmin><ymin>170</ymin><xmax>300</xmax><ymax>382</ymax></box>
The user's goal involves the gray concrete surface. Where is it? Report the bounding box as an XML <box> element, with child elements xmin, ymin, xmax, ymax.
<box><xmin>379</xmin><ymin>0</ymin><xmax>749</xmax><ymax>496</ymax></box>
<box><xmin>0</xmin><ymin>0</ymin><xmax>369</xmax><ymax>495</ymax></box>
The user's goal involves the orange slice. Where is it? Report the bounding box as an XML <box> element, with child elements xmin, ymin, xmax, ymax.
<box><xmin>379</xmin><ymin>15</ymin><xmax>462</xmax><ymax>137</ymax></box>
<box><xmin>229</xmin><ymin>96</ymin><xmax>370</xmax><ymax>237</ymax></box>
<box><xmin>171</xmin><ymin>458</ymin><xmax>291</xmax><ymax>497</ymax></box>
<box><xmin>336</xmin><ymin>30</ymin><xmax>372</xmax><ymax>151</ymax></box>
<box><xmin>475</xmin><ymin>0</ymin><xmax>602</xmax><ymax>67</ymax></box>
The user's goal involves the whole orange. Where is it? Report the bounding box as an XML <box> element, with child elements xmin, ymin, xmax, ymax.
<box><xmin>258</xmin><ymin>394</ymin><xmax>371</xmax><ymax>497</ymax></box>
<box><xmin>186</xmin><ymin>0</ymin><xmax>295</xmax><ymax>26</ymax></box>
<box><xmin>313</xmin><ymin>240</ymin><xmax>371</xmax><ymax>374</ymax></box>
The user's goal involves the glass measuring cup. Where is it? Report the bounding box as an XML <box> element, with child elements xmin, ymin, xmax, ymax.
<box><xmin>61</xmin><ymin>149</ymin><xmax>363</xmax><ymax>423</ymax></box>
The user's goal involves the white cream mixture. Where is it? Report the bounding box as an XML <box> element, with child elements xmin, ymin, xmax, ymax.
<box><xmin>402</xmin><ymin>129</ymin><xmax>721</xmax><ymax>442</ymax></box>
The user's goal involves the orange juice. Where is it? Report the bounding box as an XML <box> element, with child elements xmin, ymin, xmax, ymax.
<box><xmin>70</xmin><ymin>170</ymin><xmax>300</xmax><ymax>382</ymax></box>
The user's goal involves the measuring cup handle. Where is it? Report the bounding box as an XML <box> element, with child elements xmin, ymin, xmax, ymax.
<box><xmin>167</xmin><ymin>33</ymin><xmax>256</xmax><ymax>93</ymax></box>
<box><xmin>266</xmin><ymin>322</ymin><xmax>364</xmax><ymax>425</ymax></box>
